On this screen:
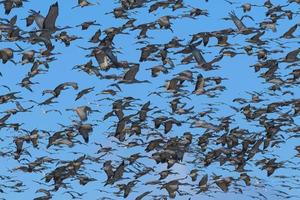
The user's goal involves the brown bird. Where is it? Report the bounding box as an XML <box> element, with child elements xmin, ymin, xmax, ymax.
<box><xmin>189</xmin><ymin>169</ymin><xmax>198</xmax><ymax>181</ymax></box>
<box><xmin>199</xmin><ymin>174</ymin><xmax>208</xmax><ymax>192</ymax></box>
<box><xmin>119</xmin><ymin>64</ymin><xmax>150</xmax><ymax>84</ymax></box>
<box><xmin>103</xmin><ymin>160</ymin><xmax>114</xmax><ymax>183</ymax></box>
<box><xmin>89</xmin><ymin>29</ymin><xmax>101</xmax><ymax>43</ymax></box>
<box><xmin>228</xmin><ymin>11</ymin><xmax>252</xmax><ymax>34</ymax></box>
<box><xmin>214</xmin><ymin>176</ymin><xmax>232</xmax><ymax>192</ymax></box>
<box><xmin>163</xmin><ymin>118</ymin><xmax>182</xmax><ymax>134</ymax></box>
<box><xmin>161</xmin><ymin>179</ymin><xmax>187</xmax><ymax>199</ymax></box>
<box><xmin>135</xmin><ymin>191</ymin><xmax>152</xmax><ymax>200</ymax></box>
<box><xmin>156</xmin><ymin>15</ymin><xmax>176</xmax><ymax>32</ymax></box>
<box><xmin>148</xmin><ymin>1</ymin><xmax>170</xmax><ymax>13</ymax></box>
<box><xmin>107</xmin><ymin>160</ymin><xmax>126</xmax><ymax>185</ymax></box>
<box><xmin>282</xmin><ymin>48</ymin><xmax>300</xmax><ymax>62</ymax></box>
<box><xmin>30</xmin><ymin>2</ymin><xmax>59</xmax><ymax>33</ymax></box>
<box><xmin>138</xmin><ymin>101</ymin><xmax>151</xmax><ymax>121</ymax></box>
<box><xmin>240</xmin><ymin>173</ymin><xmax>251</xmax><ymax>186</ymax></box>
<box><xmin>0</xmin><ymin>48</ymin><xmax>17</xmax><ymax>64</ymax></box>
<box><xmin>55</xmin><ymin>31</ymin><xmax>82</xmax><ymax>46</ymax></box>
<box><xmin>139</xmin><ymin>44</ymin><xmax>159</xmax><ymax>62</ymax></box>
<box><xmin>67</xmin><ymin>106</ymin><xmax>93</xmax><ymax>121</ymax></box>
<box><xmin>190</xmin><ymin>45</ymin><xmax>207</xmax><ymax>66</ymax></box>
<box><xmin>193</xmin><ymin>74</ymin><xmax>205</xmax><ymax>95</ymax></box>
<box><xmin>14</xmin><ymin>137</ymin><xmax>24</xmax><ymax>159</ymax></box>
<box><xmin>75</xmin><ymin>87</ymin><xmax>94</xmax><ymax>101</ymax></box>
<box><xmin>72</xmin><ymin>0</ymin><xmax>95</xmax><ymax>9</ymax></box>
<box><xmin>76</xmin><ymin>123</ymin><xmax>93</xmax><ymax>143</ymax></box>
<box><xmin>76</xmin><ymin>20</ymin><xmax>100</xmax><ymax>30</ymax></box>
<box><xmin>147</xmin><ymin>65</ymin><xmax>169</xmax><ymax>77</ymax></box>
<box><xmin>281</xmin><ymin>24</ymin><xmax>298</xmax><ymax>39</ymax></box>
<box><xmin>43</xmin><ymin>82</ymin><xmax>78</xmax><ymax>97</ymax></box>
<box><xmin>117</xmin><ymin>180</ymin><xmax>138</xmax><ymax>198</ymax></box>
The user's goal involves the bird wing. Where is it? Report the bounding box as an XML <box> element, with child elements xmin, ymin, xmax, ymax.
<box><xmin>64</xmin><ymin>82</ymin><xmax>78</xmax><ymax>90</ymax></box>
<box><xmin>123</xmin><ymin>65</ymin><xmax>139</xmax><ymax>81</ymax></box>
<box><xmin>75</xmin><ymin>108</ymin><xmax>87</xmax><ymax>121</ymax></box>
<box><xmin>190</xmin><ymin>45</ymin><xmax>207</xmax><ymax>66</ymax></box>
<box><xmin>229</xmin><ymin>11</ymin><xmax>246</xmax><ymax>31</ymax></box>
<box><xmin>209</xmin><ymin>54</ymin><xmax>224</xmax><ymax>65</ymax></box>
<box><xmin>286</xmin><ymin>48</ymin><xmax>300</xmax><ymax>61</ymax></box>
<box><xmin>104</xmin><ymin>48</ymin><xmax>119</xmax><ymax>67</ymax></box>
<box><xmin>282</xmin><ymin>24</ymin><xmax>298</xmax><ymax>38</ymax></box>
<box><xmin>43</xmin><ymin>2</ymin><xmax>58</xmax><ymax>31</ymax></box>
<box><xmin>194</xmin><ymin>75</ymin><xmax>205</xmax><ymax>93</ymax></box>
<box><xmin>199</xmin><ymin>174</ymin><xmax>208</xmax><ymax>187</ymax></box>
<box><xmin>95</xmin><ymin>51</ymin><xmax>110</xmax><ymax>70</ymax></box>
<box><xmin>33</xmin><ymin>15</ymin><xmax>44</xmax><ymax>29</ymax></box>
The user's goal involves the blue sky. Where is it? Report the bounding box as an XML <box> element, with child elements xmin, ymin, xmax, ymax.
<box><xmin>0</xmin><ymin>0</ymin><xmax>300</xmax><ymax>199</ymax></box>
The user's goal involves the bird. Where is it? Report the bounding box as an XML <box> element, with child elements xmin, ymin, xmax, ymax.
<box><xmin>228</xmin><ymin>11</ymin><xmax>253</xmax><ymax>34</ymax></box>
<box><xmin>280</xmin><ymin>24</ymin><xmax>298</xmax><ymax>39</ymax></box>
<box><xmin>67</xmin><ymin>106</ymin><xmax>93</xmax><ymax>121</ymax></box>
<box><xmin>43</xmin><ymin>82</ymin><xmax>78</xmax><ymax>97</ymax></box>
<box><xmin>282</xmin><ymin>48</ymin><xmax>300</xmax><ymax>62</ymax></box>
<box><xmin>193</xmin><ymin>74</ymin><xmax>205</xmax><ymax>95</ymax></box>
<box><xmin>190</xmin><ymin>45</ymin><xmax>207</xmax><ymax>67</ymax></box>
<box><xmin>30</xmin><ymin>2</ymin><xmax>59</xmax><ymax>33</ymax></box>
<box><xmin>118</xmin><ymin>64</ymin><xmax>150</xmax><ymax>84</ymax></box>
<box><xmin>75</xmin><ymin>87</ymin><xmax>95</xmax><ymax>101</ymax></box>
<box><xmin>199</xmin><ymin>174</ymin><xmax>209</xmax><ymax>192</ymax></box>
<box><xmin>76</xmin><ymin>20</ymin><xmax>100</xmax><ymax>30</ymax></box>
<box><xmin>89</xmin><ymin>29</ymin><xmax>101</xmax><ymax>43</ymax></box>
<box><xmin>72</xmin><ymin>0</ymin><xmax>95</xmax><ymax>9</ymax></box>
<box><xmin>76</xmin><ymin>123</ymin><xmax>93</xmax><ymax>143</ymax></box>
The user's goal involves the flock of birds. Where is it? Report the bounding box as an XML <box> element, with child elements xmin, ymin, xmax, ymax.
<box><xmin>0</xmin><ymin>0</ymin><xmax>300</xmax><ymax>199</ymax></box>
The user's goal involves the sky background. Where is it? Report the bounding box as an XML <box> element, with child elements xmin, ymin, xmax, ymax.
<box><xmin>0</xmin><ymin>0</ymin><xmax>300</xmax><ymax>199</ymax></box>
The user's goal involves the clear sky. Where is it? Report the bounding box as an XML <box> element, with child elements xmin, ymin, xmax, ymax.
<box><xmin>0</xmin><ymin>0</ymin><xmax>300</xmax><ymax>199</ymax></box>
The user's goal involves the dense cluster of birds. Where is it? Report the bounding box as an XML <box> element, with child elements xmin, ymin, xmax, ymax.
<box><xmin>0</xmin><ymin>0</ymin><xmax>300</xmax><ymax>199</ymax></box>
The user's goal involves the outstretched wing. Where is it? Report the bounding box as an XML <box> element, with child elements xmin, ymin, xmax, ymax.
<box><xmin>190</xmin><ymin>45</ymin><xmax>207</xmax><ymax>66</ymax></box>
<box><xmin>43</xmin><ymin>2</ymin><xmax>58</xmax><ymax>31</ymax></box>
<box><xmin>229</xmin><ymin>11</ymin><xmax>246</xmax><ymax>31</ymax></box>
<box><xmin>123</xmin><ymin>65</ymin><xmax>139</xmax><ymax>81</ymax></box>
